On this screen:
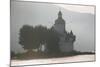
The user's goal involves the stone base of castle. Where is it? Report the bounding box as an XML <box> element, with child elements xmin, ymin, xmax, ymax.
<box><xmin>59</xmin><ymin>42</ymin><xmax>73</xmax><ymax>52</ymax></box>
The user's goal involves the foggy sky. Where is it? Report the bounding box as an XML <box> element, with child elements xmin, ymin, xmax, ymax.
<box><xmin>11</xmin><ymin>1</ymin><xmax>95</xmax><ymax>53</ymax></box>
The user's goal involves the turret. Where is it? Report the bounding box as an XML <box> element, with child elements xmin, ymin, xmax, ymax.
<box><xmin>54</xmin><ymin>11</ymin><xmax>65</xmax><ymax>33</ymax></box>
<box><xmin>58</xmin><ymin>11</ymin><xmax>62</xmax><ymax>18</ymax></box>
<box><xmin>70</xmin><ymin>30</ymin><xmax>73</xmax><ymax>35</ymax></box>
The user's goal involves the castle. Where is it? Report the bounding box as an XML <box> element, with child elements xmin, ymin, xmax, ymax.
<box><xmin>38</xmin><ymin>11</ymin><xmax>76</xmax><ymax>53</ymax></box>
<box><xmin>52</xmin><ymin>11</ymin><xmax>76</xmax><ymax>52</ymax></box>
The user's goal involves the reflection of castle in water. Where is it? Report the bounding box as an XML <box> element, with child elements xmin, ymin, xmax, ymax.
<box><xmin>52</xmin><ymin>11</ymin><xmax>76</xmax><ymax>52</ymax></box>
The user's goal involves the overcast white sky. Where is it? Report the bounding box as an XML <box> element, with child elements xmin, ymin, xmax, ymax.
<box><xmin>54</xmin><ymin>4</ymin><xmax>95</xmax><ymax>14</ymax></box>
<box><xmin>18</xmin><ymin>0</ymin><xmax>96</xmax><ymax>5</ymax></box>
<box><xmin>12</xmin><ymin>0</ymin><xmax>95</xmax><ymax>14</ymax></box>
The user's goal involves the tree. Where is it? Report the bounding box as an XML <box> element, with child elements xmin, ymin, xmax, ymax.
<box><xmin>33</xmin><ymin>25</ymin><xmax>49</xmax><ymax>45</ymax></box>
<box><xmin>19</xmin><ymin>25</ymin><xmax>35</xmax><ymax>50</ymax></box>
<box><xmin>19</xmin><ymin>25</ymin><xmax>60</xmax><ymax>55</ymax></box>
<box><xmin>46</xmin><ymin>29</ymin><xmax>60</xmax><ymax>54</ymax></box>
<box><xmin>34</xmin><ymin>26</ymin><xmax>60</xmax><ymax>53</ymax></box>
<box><xmin>19</xmin><ymin>25</ymin><xmax>50</xmax><ymax>51</ymax></box>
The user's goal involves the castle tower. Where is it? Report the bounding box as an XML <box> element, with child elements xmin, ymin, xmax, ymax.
<box><xmin>53</xmin><ymin>11</ymin><xmax>76</xmax><ymax>52</ymax></box>
<box><xmin>54</xmin><ymin>11</ymin><xmax>65</xmax><ymax>34</ymax></box>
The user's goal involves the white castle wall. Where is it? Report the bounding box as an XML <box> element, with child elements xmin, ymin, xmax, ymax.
<box><xmin>53</xmin><ymin>11</ymin><xmax>74</xmax><ymax>52</ymax></box>
<box><xmin>53</xmin><ymin>22</ymin><xmax>74</xmax><ymax>52</ymax></box>
<box><xmin>59</xmin><ymin>36</ymin><xmax>73</xmax><ymax>52</ymax></box>
<box><xmin>54</xmin><ymin>24</ymin><xmax>65</xmax><ymax>33</ymax></box>
<box><xmin>59</xmin><ymin>42</ymin><xmax>73</xmax><ymax>52</ymax></box>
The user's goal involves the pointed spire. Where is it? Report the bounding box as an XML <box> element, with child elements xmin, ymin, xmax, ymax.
<box><xmin>58</xmin><ymin>10</ymin><xmax>62</xmax><ymax>18</ymax></box>
<box><xmin>55</xmin><ymin>10</ymin><xmax>65</xmax><ymax>24</ymax></box>
<box><xmin>70</xmin><ymin>30</ymin><xmax>73</xmax><ymax>35</ymax></box>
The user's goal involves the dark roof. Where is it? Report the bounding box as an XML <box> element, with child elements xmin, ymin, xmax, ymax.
<box><xmin>55</xmin><ymin>11</ymin><xmax>65</xmax><ymax>24</ymax></box>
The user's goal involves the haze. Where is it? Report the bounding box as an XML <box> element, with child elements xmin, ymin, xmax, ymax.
<box><xmin>11</xmin><ymin>1</ymin><xmax>95</xmax><ymax>53</ymax></box>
